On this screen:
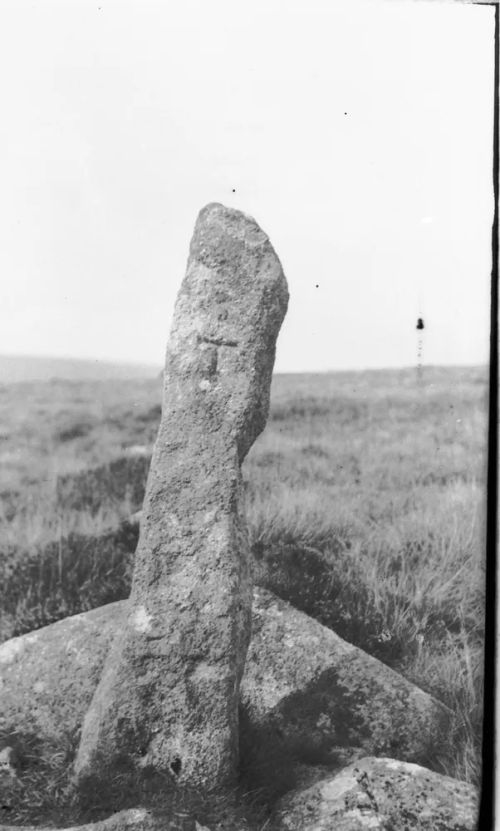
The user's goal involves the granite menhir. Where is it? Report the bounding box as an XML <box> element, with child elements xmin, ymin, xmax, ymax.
<box><xmin>74</xmin><ymin>204</ymin><xmax>289</xmax><ymax>795</ymax></box>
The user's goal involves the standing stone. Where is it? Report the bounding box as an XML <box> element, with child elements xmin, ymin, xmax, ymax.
<box><xmin>74</xmin><ymin>204</ymin><xmax>288</xmax><ymax>794</ymax></box>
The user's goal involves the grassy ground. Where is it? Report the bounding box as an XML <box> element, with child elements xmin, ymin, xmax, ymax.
<box><xmin>0</xmin><ymin>365</ymin><xmax>487</xmax><ymax>825</ymax></box>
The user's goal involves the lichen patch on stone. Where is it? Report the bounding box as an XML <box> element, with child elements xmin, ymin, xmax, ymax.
<box><xmin>0</xmin><ymin>637</ymin><xmax>27</xmax><ymax>664</ymax></box>
<box><xmin>132</xmin><ymin>607</ymin><xmax>153</xmax><ymax>634</ymax></box>
<box><xmin>383</xmin><ymin>758</ymin><xmax>424</xmax><ymax>773</ymax></box>
<box><xmin>319</xmin><ymin>772</ymin><xmax>357</xmax><ymax>802</ymax></box>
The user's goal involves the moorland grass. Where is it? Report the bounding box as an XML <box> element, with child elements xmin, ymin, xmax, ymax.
<box><xmin>0</xmin><ymin>365</ymin><xmax>487</xmax><ymax>825</ymax></box>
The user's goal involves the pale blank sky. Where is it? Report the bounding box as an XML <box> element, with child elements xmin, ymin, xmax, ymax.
<box><xmin>0</xmin><ymin>0</ymin><xmax>494</xmax><ymax>372</ymax></box>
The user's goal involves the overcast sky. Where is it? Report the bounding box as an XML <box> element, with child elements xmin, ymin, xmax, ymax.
<box><xmin>0</xmin><ymin>0</ymin><xmax>494</xmax><ymax>372</ymax></box>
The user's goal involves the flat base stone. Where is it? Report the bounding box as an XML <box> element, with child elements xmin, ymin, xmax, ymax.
<box><xmin>1</xmin><ymin>591</ymin><xmax>451</xmax><ymax>772</ymax></box>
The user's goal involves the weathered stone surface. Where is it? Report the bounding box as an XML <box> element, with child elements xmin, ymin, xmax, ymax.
<box><xmin>74</xmin><ymin>204</ymin><xmax>289</xmax><ymax>793</ymax></box>
<box><xmin>0</xmin><ymin>603</ymin><xmax>121</xmax><ymax>744</ymax></box>
<box><xmin>0</xmin><ymin>808</ymin><xmax>167</xmax><ymax>831</ymax></box>
<box><xmin>0</xmin><ymin>810</ymin><xmax>214</xmax><ymax>831</ymax></box>
<box><xmin>0</xmin><ymin>591</ymin><xmax>450</xmax><ymax>769</ymax></box>
<box><xmin>274</xmin><ymin>757</ymin><xmax>479</xmax><ymax>830</ymax></box>
<box><xmin>242</xmin><ymin>589</ymin><xmax>451</xmax><ymax>763</ymax></box>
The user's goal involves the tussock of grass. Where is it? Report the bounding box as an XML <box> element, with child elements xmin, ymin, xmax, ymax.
<box><xmin>0</xmin><ymin>729</ymin><xmax>78</xmax><ymax>827</ymax></box>
<box><xmin>0</xmin><ymin>728</ymin><xmax>261</xmax><ymax>830</ymax></box>
<box><xmin>403</xmin><ymin>632</ymin><xmax>484</xmax><ymax>785</ymax></box>
<box><xmin>0</xmin><ymin>520</ymin><xmax>138</xmax><ymax>642</ymax></box>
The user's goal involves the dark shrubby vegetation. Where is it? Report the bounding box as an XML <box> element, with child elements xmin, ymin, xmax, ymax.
<box><xmin>56</xmin><ymin>454</ymin><xmax>151</xmax><ymax>515</ymax></box>
<box><xmin>0</xmin><ymin>521</ymin><xmax>138</xmax><ymax>642</ymax></box>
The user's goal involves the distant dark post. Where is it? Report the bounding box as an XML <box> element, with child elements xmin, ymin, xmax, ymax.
<box><xmin>416</xmin><ymin>317</ymin><xmax>425</xmax><ymax>379</ymax></box>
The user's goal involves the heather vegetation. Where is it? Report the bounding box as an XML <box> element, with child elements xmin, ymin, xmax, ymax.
<box><xmin>0</xmin><ymin>365</ymin><xmax>487</xmax><ymax>824</ymax></box>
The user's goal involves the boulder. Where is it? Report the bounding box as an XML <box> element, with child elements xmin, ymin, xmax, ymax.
<box><xmin>0</xmin><ymin>591</ymin><xmax>450</xmax><ymax>768</ymax></box>
<box><xmin>242</xmin><ymin>589</ymin><xmax>450</xmax><ymax>764</ymax></box>
<box><xmin>0</xmin><ymin>809</ymin><xmax>216</xmax><ymax>831</ymax></box>
<box><xmin>274</xmin><ymin>756</ymin><xmax>479</xmax><ymax>830</ymax></box>
<box><xmin>74</xmin><ymin>204</ymin><xmax>289</xmax><ymax>793</ymax></box>
<box><xmin>0</xmin><ymin>808</ymin><xmax>174</xmax><ymax>831</ymax></box>
<box><xmin>0</xmin><ymin>602</ymin><xmax>121</xmax><ymax>745</ymax></box>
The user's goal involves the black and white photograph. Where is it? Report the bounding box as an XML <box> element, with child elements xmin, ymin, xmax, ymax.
<box><xmin>0</xmin><ymin>1</ymin><xmax>495</xmax><ymax>829</ymax></box>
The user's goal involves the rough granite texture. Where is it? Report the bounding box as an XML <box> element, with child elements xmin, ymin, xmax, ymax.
<box><xmin>0</xmin><ymin>808</ymin><xmax>215</xmax><ymax>831</ymax></box>
<box><xmin>73</xmin><ymin>204</ymin><xmax>289</xmax><ymax>792</ymax></box>
<box><xmin>242</xmin><ymin>589</ymin><xmax>451</xmax><ymax>763</ymax></box>
<box><xmin>0</xmin><ymin>809</ymin><xmax>170</xmax><ymax>831</ymax></box>
<box><xmin>0</xmin><ymin>592</ymin><xmax>451</xmax><ymax>768</ymax></box>
<box><xmin>275</xmin><ymin>757</ymin><xmax>479</xmax><ymax>831</ymax></box>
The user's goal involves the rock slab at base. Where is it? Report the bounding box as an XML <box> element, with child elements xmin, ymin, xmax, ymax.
<box><xmin>0</xmin><ymin>809</ymin><xmax>216</xmax><ymax>831</ymax></box>
<box><xmin>73</xmin><ymin>204</ymin><xmax>288</xmax><ymax>792</ymax></box>
<box><xmin>275</xmin><ymin>757</ymin><xmax>479</xmax><ymax>831</ymax></box>
<box><xmin>0</xmin><ymin>809</ymin><xmax>166</xmax><ymax>831</ymax></box>
<box><xmin>0</xmin><ymin>591</ymin><xmax>451</xmax><ymax>767</ymax></box>
<box><xmin>243</xmin><ymin>589</ymin><xmax>451</xmax><ymax>762</ymax></box>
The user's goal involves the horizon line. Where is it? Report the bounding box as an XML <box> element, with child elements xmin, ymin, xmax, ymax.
<box><xmin>0</xmin><ymin>352</ymin><xmax>488</xmax><ymax>376</ymax></box>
